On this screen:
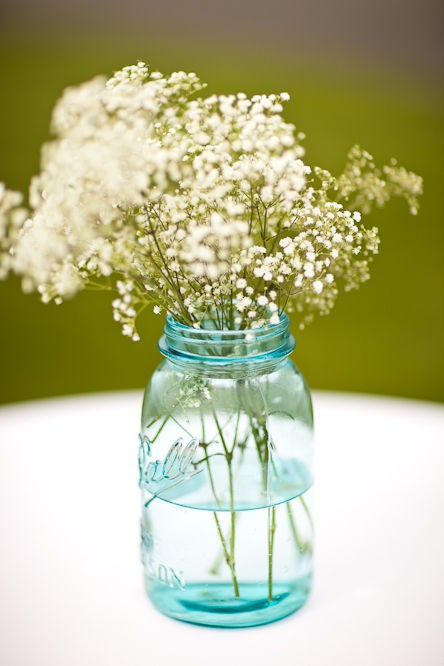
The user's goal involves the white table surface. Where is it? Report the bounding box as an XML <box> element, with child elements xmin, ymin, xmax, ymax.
<box><xmin>0</xmin><ymin>390</ymin><xmax>443</xmax><ymax>666</ymax></box>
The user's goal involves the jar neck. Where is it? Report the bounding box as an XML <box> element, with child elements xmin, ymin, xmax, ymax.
<box><xmin>158</xmin><ymin>313</ymin><xmax>295</xmax><ymax>374</ymax></box>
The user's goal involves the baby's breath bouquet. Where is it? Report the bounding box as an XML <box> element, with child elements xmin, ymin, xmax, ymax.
<box><xmin>0</xmin><ymin>62</ymin><xmax>421</xmax><ymax>339</ymax></box>
<box><xmin>0</xmin><ymin>63</ymin><xmax>422</xmax><ymax>628</ymax></box>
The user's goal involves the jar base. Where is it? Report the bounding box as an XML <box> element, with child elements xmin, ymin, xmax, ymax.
<box><xmin>145</xmin><ymin>576</ymin><xmax>312</xmax><ymax>628</ymax></box>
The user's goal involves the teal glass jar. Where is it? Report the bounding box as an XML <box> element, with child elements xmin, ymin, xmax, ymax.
<box><xmin>139</xmin><ymin>313</ymin><xmax>314</xmax><ymax>628</ymax></box>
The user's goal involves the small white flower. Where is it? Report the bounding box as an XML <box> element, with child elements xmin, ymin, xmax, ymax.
<box><xmin>0</xmin><ymin>63</ymin><xmax>420</xmax><ymax>338</ymax></box>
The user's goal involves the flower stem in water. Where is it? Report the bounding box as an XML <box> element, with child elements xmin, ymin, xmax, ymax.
<box><xmin>228</xmin><ymin>460</ymin><xmax>240</xmax><ymax>597</ymax></box>
<box><xmin>212</xmin><ymin>509</ymin><xmax>240</xmax><ymax>597</ymax></box>
<box><xmin>268</xmin><ymin>506</ymin><xmax>276</xmax><ymax>601</ymax></box>
<box><xmin>286</xmin><ymin>501</ymin><xmax>312</xmax><ymax>554</ymax></box>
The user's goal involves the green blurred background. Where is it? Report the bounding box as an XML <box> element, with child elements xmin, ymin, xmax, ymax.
<box><xmin>0</xmin><ymin>7</ymin><xmax>443</xmax><ymax>404</ymax></box>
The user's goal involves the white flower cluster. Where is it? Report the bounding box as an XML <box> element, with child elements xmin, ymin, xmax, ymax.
<box><xmin>0</xmin><ymin>184</ymin><xmax>28</xmax><ymax>279</ymax></box>
<box><xmin>0</xmin><ymin>63</ymin><xmax>422</xmax><ymax>338</ymax></box>
<box><xmin>176</xmin><ymin>375</ymin><xmax>212</xmax><ymax>409</ymax></box>
<box><xmin>179</xmin><ymin>213</ymin><xmax>249</xmax><ymax>280</ymax></box>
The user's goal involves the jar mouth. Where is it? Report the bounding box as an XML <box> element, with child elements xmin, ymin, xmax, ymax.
<box><xmin>158</xmin><ymin>312</ymin><xmax>295</xmax><ymax>365</ymax></box>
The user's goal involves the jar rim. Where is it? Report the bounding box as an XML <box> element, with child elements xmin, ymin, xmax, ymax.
<box><xmin>158</xmin><ymin>311</ymin><xmax>296</xmax><ymax>366</ymax></box>
<box><xmin>165</xmin><ymin>311</ymin><xmax>290</xmax><ymax>338</ymax></box>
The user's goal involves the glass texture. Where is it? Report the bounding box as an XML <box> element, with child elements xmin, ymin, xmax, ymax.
<box><xmin>139</xmin><ymin>314</ymin><xmax>314</xmax><ymax>627</ymax></box>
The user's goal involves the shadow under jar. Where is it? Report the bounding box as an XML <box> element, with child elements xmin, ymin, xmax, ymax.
<box><xmin>139</xmin><ymin>313</ymin><xmax>314</xmax><ymax>628</ymax></box>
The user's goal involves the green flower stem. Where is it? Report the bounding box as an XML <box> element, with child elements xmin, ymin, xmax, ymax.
<box><xmin>199</xmin><ymin>410</ymin><xmax>221</xmax><ymax>508</ymax></box>
<box><xmin>206</xmin><ymin>405</ymin><xmax>240</xmax><ymax>597</ymax></box>
<box><xmin>212</xmin><ymin>507</ymin><xmax>240</xmax><ymax>597</ymax></box>
<box><xmin>149</xmin><ymin>413</ymin><xmax>170</xmax><ymax>443</ymax></box>
<box><xmin>286</xmin><ymin>501</ymin><xmax>312</xmax><ymax>555</ymax></box>
<box><xmin>227</xmin><ymin>459</ymin><xmax>240</xmax><ymax>597</ymax></box>
<box><xmin>267</xmin><ymin>449</ymin><xmax>312</xmax><ymax>557</ymax></box>
<box><xmin>230</xmin><ymin>407</ymin><xmax>241</xmax><ymax>455</ymax></box>
<box><xmin>211</xmin><ymin>407</ymin><xmax>230</xmax><ymax>458</ymax></box>
<box><xmin>236</xmin><ymin>379</ymin><xmax>277</xmax><ymax>598</ymax></box>
<box><xmin>201</xmin><ymin>448</ymin><xmax>221</xmax><ymax>508</ymax></box>
<box><xmin>208</xmin><ymin>525</ymin><xmax>229</xmax><ymax>575</ymax></box>
<box><xmin>299</xmin><ymin>494</ymin><xmax>314</xmax><ymax>530</ymax></box>
<box><xmin>267</xmin><ymin>506</ymin><xmax>276</xmax><ymax>601</ymax></box>
<box><xmin>213</xmin><ymin>409</ymin><xmax>240</xmax><ymax>597</ymax></box>
<box><xmin>208</xmin><ymin>514</ymin><xmax>241</xmax><ymax>576</ymax></box>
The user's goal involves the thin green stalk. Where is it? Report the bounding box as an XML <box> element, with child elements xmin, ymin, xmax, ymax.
<box><xmin>237</xmin><ymin>379</ymin><xmax>276</xmax><ymax>600</ymax></box>
<box><xmin>286</xmin><ymin>502</ymin><xmax>312</xmax><ymax>554</ymax></box>
<box><xmin>199</xmin><ymin>411</ymin><xmax>221</xmax><ymax>508</ymax></box>
<box><xmin>148</xmin><ymin>413</ymin><xmax>170</xmax><ymax>443</ymax></box>
<box><xmin>208</xmin><ymin>513</ymin><xmax>242</xmax><ymax>576</ymax></box>
<box><xmin>205</xmin><ymin>403</ymin><xmax>240</xmax><ymax>596</ymax></box>
<box><xmin>212</xmin><ymin>509</ymin><xmax>240</xmax><ymax>597</ymax></box>
<box><xmin>267</xmin><ymin>439</ymin><xmax>313</xmax><ymax>557</ymax></box>
<box><xmin>84</xmin><ymin>282</ymin><xmax>112</xmax><ymax>291</ymax></box>
<box><xmin>211</xmin><ymin>406</ymin><xmax>230</xmax><ymax>458</ymax></box>
<box><xmin>261</xmin><ymin>421</ymin><xmax>270</xmax><ymax>491</ymax></box>
<box><xmin>267</xmin><ymin>506</ymin><xmax>276</xmax><ymax>601</ymax></box>
<box><xmin>230</xmin><ymin>407</ymin><xmax>241</xmax><ymax>455</ymax></box>
<box><xmin>246</xmin><ymin>412</ymin><xmax>264</xmax><ymax>464</ymax></box>
<box><xmin>227</xmin><ymin>460</ymin><xmax>239</xmax><ymax>597</ymax></box>
<box><xmin>212</xmin><ymin>512</ymin><xmax>230</xmax><ymax>565</ymax></box>
<box><xmin>168</xmin><ymin>412</ymin><xmax>195</xmax><ymax>439</ymax></box>
<box><xmin>299</xmin><ymin>495</ymin><xmax>314</xmax><ymax>530</ymax></box>
<box><xmin>202</xmin><ymin>450</ymin><xmax>221</xmax><ymax>507</ymax></box>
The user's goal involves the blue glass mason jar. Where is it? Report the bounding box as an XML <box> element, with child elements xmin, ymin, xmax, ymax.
<box><xmin>139</xmin><ymin>313</ymin><xmax>314</xmax><ymax>628</ymax></box>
